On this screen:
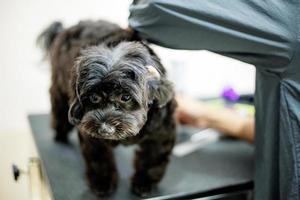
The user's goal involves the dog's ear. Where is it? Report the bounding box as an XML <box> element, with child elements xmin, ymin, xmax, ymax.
<box><xmin>147</xmin><ymin>65</ymin><xmax>174</xmax><ymax>108</ymax></box>
<box><xmin>68</xmin><ymin>98</ymin><xmax>84</xmax><ymax>125</ymax></box>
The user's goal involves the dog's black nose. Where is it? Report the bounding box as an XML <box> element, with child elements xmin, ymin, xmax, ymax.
<box><xmin>98</xmin><ymin>123</ymin><xmax>115</xmax><ymax>135</ymax></box>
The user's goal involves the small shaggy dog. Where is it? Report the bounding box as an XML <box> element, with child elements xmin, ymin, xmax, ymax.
<box><xmin>38</xmin><ymin>20</ymin><xmax>176</xmax><ymax>197</ymax></box>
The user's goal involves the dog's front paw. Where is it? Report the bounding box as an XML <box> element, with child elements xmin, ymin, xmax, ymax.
<box><xmin>87</xmin><ymin>173</ymin><xmax>118</xmax><ymax>197</ymax></box>
<box><xmin>92</xmin><ymin>187</ymin><xmax>115</xmax><ymax>198</ymax></box>
<box><xmin>89</xmin><ymin>180</ymin><xmax>117</xmax><ymax>197</ymax></box>
<box><xmin>131</xmin><ymin>181</ymin><xmax>153</xmax><ymax>197</ymax></box>
<box><xmin>131</xmin><ymin>184</ymin><xmax>152</xmax><ymax>197</ymax></box>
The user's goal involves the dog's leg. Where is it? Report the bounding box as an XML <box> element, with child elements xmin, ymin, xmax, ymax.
<box><xmin>50</xmin><ymin>86</ymin><xmax>73</xmax><ymax>143</ymax></box>
<box><xmin>131</xmin><ymin>133</ymin><xmax>175</xmax><ymax>197</ymax></box>
<box><xmin>78</xmin><ymin>132</ymin><xmax>118</xmax><ymax>197</ymax></box>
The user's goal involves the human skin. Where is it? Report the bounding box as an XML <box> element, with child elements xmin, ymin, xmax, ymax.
<box><xmin>176</xmin><ymin>95</ymin><xmax>254</xmax><ymax>143</ymax></box>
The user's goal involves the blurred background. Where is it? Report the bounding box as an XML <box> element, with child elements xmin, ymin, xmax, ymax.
<box><xmin>0</xmin><ymin>0</ymin><xmax>255</xmax><ymax>199</ymax></box>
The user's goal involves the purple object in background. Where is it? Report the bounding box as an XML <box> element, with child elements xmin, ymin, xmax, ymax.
<box><xmin>222</xmin><ymin>86</ymin><xmax>240</xmax><ymax>101</ymax></box>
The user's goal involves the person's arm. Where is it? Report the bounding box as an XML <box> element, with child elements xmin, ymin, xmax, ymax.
<box><xmin>129</xmin><ymin>0</ymin><xmax>296</xmax><ymax>71</ymax></box>
<box><xmin>199</xmin><ymin>107</ymin><xmax>254</xmax><ymax>143</ymax></box>
<box><xmin>176</xmin><ymin>95</ymin><xmax>254</xmax><ymax>143</ymax></box>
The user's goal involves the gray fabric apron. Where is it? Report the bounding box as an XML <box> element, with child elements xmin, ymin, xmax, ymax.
<box><xmin>128</xmin><ymin>1</ymin><xmax>300</xmax><ymax>199</ymax></box>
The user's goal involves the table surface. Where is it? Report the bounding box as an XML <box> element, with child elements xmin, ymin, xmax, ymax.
<box><xmin>28</xmin><ymin>114</ymin><xmax>254</xmax><ymax>200</ymax></box>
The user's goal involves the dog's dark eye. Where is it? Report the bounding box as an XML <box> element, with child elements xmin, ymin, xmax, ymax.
<box><xmin>89</xmin><ymin>94</ymin><xmax>101</xmax><ymax>104</ymax></box>
<box><xmin>120</xmin><ymin>94</ymin><xmax>131</xmax><ymax>102</ymax></box>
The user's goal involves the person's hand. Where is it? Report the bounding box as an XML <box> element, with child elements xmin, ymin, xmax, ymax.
<box><xmin>176</xmin><ymin>94</ymin><xmax>254</xmax><ymax>143</ymax></box>
<box><xmin>176</xmin><ymin>95</ymin><xmax>211</xmax><ymax>128</ymax></box>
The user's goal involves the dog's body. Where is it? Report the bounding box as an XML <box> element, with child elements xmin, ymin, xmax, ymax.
<box><xmin>39</xmin><ymin>20</ymin><xmax>176</xmax><ymax>197</ymax></box>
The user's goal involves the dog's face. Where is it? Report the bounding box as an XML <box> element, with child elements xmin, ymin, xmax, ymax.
<box><xmin>68</xmin><ymin>42</ymin><xmax>173</xmax><ymax>140</ymax></box>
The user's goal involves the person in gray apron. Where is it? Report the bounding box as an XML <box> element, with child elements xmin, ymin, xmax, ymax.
<box><xmin>128</xmin><ymin>1</ymin><xmax>300</xmax><ymax>199</ymax></box>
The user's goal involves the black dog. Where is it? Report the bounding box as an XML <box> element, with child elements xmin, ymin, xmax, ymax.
<box><xmin>38</xmin><ymin>20</ymin><xmax>176</xmax><ymax>197</ymax></box>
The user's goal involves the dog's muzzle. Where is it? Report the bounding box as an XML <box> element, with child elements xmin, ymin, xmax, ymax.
<box><xmin>98</xmin><ymin>123</ymin><xmax>116</xmax><ymax>135</ymax></box>
<box><xmin>78</xmin><ymin>107</ymin><xmax>144</xmax><ymax>140</ymax></box>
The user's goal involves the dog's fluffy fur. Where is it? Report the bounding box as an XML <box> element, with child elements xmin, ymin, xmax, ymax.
<box><xmin>38</xmin><ymin>20</ymin><xmax>176</xmax><ymax>197</ymax></box>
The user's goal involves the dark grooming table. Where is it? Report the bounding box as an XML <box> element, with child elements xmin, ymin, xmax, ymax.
<box><xmin>28</xmin><ymin>114</ymin><xmax>254</xmax><ymax>200</ymax></box>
